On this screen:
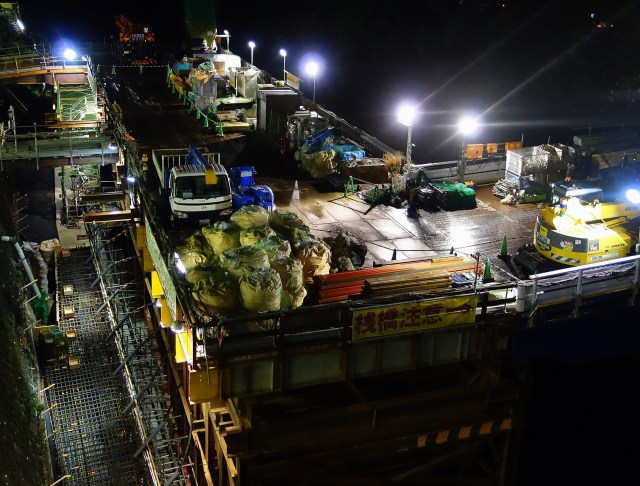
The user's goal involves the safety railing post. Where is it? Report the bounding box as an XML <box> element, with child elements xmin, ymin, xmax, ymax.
<box><xmin>631</xmin><ymin>258</ymin><xmax>640</xmax><ymax>306</ymax></box>
<box><xmin>33</xmin><ymin>123</ymin><xmax>39</xmax><ymax>170</ymax></box>
<box><xmin>572</xmin><ymin>269</ymin><xmax>584</xmax><ymax>318</ymax></box>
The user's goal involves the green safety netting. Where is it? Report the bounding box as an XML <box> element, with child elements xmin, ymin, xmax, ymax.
<box><xmin>430</xmin><ymin>182</ymin><xmax>477</xmax><ymax>210</ymax></box>
<box><xmin>31</xmin><ymin>294</ymin><xmax>50</xmax><ymax>324</ymax></box>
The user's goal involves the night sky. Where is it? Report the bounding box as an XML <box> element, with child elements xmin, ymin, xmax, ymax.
<box><xmin>16</xmin><ymin>0</ymin><xmax>640</xmax><ymax>162</ymax></box>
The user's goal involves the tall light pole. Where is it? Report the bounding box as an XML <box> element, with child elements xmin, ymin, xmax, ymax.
<box><xmin>397</xmin><ymin>102</ymin><xmax>417</xmax><ymax>171</ymax></box>
<box><xmin>457</xmin><ymin>115</ymin><xmax>478</xmax><ymax>182</ymax></box>
<box><xmin>279</xmin><ymin>49</ymin><xmax>287</xmax><ymax>84</ymax></box>
<box><xmin>223</xmin><ymin>30</ymin><xmax>230</xmax><ymax>51</ymax></box>
<box><xmin>248</xmin><ymin>41</ymin><xmax>255</xmax><ymax>65</ymax></box>
<box><xmin>305</xmin><ymin>61</ymin><xmax>319</xmax><ymax>102</ymax></box>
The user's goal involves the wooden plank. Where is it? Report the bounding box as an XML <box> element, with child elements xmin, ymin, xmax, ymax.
<box><xmin>367</xmin><ymin>278</ymin><xmax>452</xmax><ymax>290</ymax></box>
<box><xmin>313</xmin><ymin>259</ymin><xmax>457</xmax><ymax>284</ymax></box>
<box><xmin>79</xmin><ymin>192</ymin><xmax>127</xmax><ymax>204</ymax></box>
<box><xmin>365</xmin><ymin>273</ymin><xmax>451</xmax><ymax>286</ymax></box>
<box><xmin>318</xmin><ymin>294</ymin><xmax>356</xmax><ymax>304</ymax></box>
<box><xmin>314</xmin><ymin>259</ymin><xmax>473</xmax><ymax>288</ymax></box>
<box><xmin>365</xmin><ymin>285</ymin><xmax>451</xmax><ymax>298</ymax></box>
<box><xmin>365</xmin><ymin>279</ymin><xmax>451</xmax><ymax>292</ymax></box>
<box><xmin>82</xmin><ymin>208</ymin><xmax>139</xmax><ymax>222</ymax></box>
<box><xmin>365</xmin><ymin>270</ymin><xmax>450</xmax><ymax>285</ymax></box>
<box><xmin>316</xmin><ymin>270</ymin><xmax>446</xmax><ymax>290</ymax></box>
<box><xmin>311</xmin><ymin>257</ymin><xmax>477</xmax><ymax>304</ymax></box>
<box><xmin>375</xmin><ymin>255</ymin><xmax>466</xmax><ymax>266</ymax></box>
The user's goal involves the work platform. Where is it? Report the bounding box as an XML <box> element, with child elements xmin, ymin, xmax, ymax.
<box><xmin>5</xmin><ymin>45</ymin><xmax>639</xmax><ymax>486</ymax></box>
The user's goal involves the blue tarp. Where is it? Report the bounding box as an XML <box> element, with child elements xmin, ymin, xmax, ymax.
<box><xmin>327</xmin><ymin>144</ymin><xmax>365</xmax><ymax>161</ymax></box>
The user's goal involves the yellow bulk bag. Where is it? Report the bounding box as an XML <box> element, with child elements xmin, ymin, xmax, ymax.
<box><xmin>201</xmin><ymin>221</ymin><xmax>241</xmax><ymax>255</ymax></box>
<box><xmin>239</xmin><ymin>225</ymin><xmax>276</xmax><ymax>246</ymax></box>
<box><xmin>295</xmin><ymin>236</ymin><xmax>332</xmax><ymax>284</ymax></box>
<box><xmin>230</xmin><ymin>204</ymin><xmax>269</xmax><ymax>229</ymax></box>
<box><xmin>191</xmin><ymin>268</ymin><xmax>239</xmax><ymax>314</ymax></box>
<box><xmin>218</xmin><ymin>245</ymin><xmax>270</xmax><ymax>280</ymax></box>
<box><xmin>239</xmin><ymin>266</ymin><xmax>282</xmax><ymax>312</ymax></box>
<box><xmin>254</xmin><ymin>235</ymin><xmax>292</xmax><ymax>259</ymax></box>
<box><xmin>268</xmin><ymin>209</ymin><xmax>309</xmax><ymax>240</ymax></box>
<box><xmin>269</xmin><ymin>253</ymin><xmax>307</xmax><ymax>308</ymax></box>
<box><xmin>185</xmin><ymin>265</ymin><xmax>212</xmax><ymax>285</ymax></box>
<box><xmin>175</xmin><ymin>246</ymin><xmax>208</xmax><ymax>272</ymax></box>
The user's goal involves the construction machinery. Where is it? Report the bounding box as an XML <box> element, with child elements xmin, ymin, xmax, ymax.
<box><xmin>229</xmin><ymin>166</ymin><xmax>274</xmax><ymax>211</ymax></box>
<box><xmin>517</xmin><ymin>182</ymin><xmax>640</xmax><ymax>271</ymax></box>
<box><xmin>151</xmin><ymin>145</ymin><xmax>233</xmax><ymax>227</ymax></box>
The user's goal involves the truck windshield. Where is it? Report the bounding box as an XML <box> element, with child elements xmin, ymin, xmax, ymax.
<box><xmin>174</xmin><ymin>175</ymin><xmax>230</xmax><ymax>199</ymax></box>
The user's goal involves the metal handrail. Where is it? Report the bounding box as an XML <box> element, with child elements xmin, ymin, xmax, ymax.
<box><xmin>0</xmin><ymin>127</ymin><xmax>117</xmax><ymax>169</ymax></box>
<box><xmin>63</xmin><ymin>97</ymin><xmax>88</xmax><ymax>121</ymax></box>
<box><xmin>0</xmin><ymin>43</ymin><xmax>50</xmax><ymax>59</ymax></box>
<box><xmin>0</xmin><ymin>54</ymin><xmax>89</xmax><ymax>77</ymax></box>
<box><xmin>516</xmin><ymin>254</ymin><xmax>640</xmax><ymax>322</ymax></box>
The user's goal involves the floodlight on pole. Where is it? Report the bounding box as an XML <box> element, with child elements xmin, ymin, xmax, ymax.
<box><xmin>457</xmin><ymin>115</ymin><xmax>479</xmax><ymax>182</ymax></box>
<box><xmin>279</xmin><ymin>49</ymin><xmax>287</xmax><ymax>83</ymax></box>
<box><xmin>397</xmin><ymin>102</ymin><xmax>417</xmax><ymax>170</ymax></box>
<box><xmin>305</xmin><ymin>61</ymin><xmax>319</xmax><ymax>102</ymax></box>
<box><xmin>223</xmin><ymin>30</ymin><xmax>230</xmax><ymax>51</ymax></box>
<box><xmin>63</xmin><ymin>48</ymin><xmax>77</xmax><ymax>61</ymax></box>
<box><xmin>248</xmin><ymin>41</ymin><xmax>255</xmax><ymax>65</ymax></box>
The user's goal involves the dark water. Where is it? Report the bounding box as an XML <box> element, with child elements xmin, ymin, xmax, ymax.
<box><xmin>517</xmin><ymin>352</ymin><xmax>640</xmax><ymax>485</ymax></box>
<box><xmin>513</xmin><ymin>311</ymin><xmax>640</xmax><ymax>485</ymax></box>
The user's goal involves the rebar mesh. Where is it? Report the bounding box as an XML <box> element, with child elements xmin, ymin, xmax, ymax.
<box><xmin>44</xmin><ymin>248</ymin><xmax>148</xmax><ymax>485</ymax></box>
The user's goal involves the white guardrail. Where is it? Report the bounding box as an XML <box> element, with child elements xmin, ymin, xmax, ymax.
<box><xmin>515</xmin><ymin>254</ymin><xmax>640</xmax><ymax>319</ymax></box>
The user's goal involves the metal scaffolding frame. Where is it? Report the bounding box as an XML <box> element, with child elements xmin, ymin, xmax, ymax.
<box><xmin>86</xmin><ymin>221</ymin><xmax>192</xmax><ymax>485</ymax></box>
<box><xmin>59</xmin><ymin>164</ymin><xmax>123</xmax><ymax>228</ymax></box>
<box><xmin>44</xmin><ymin>247</ymin><xmax>148</xmax><ymax>484</ymax></box>
<box><xmin>41</xmin><ymin>218</ymin><xmax>193</xmax><ymax>484</ymax></box>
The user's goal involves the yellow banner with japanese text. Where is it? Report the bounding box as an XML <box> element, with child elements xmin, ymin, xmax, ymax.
<box><xmin>352</xmin><ymin>295</ymin><xmax>478</xmax><ymax>341</ymax></box>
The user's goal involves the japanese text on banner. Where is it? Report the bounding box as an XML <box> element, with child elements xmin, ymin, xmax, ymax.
<box><xmin>351</xmin><ymin>295</ymin><xmax>477</xmax><ymax>340</ymax></box>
